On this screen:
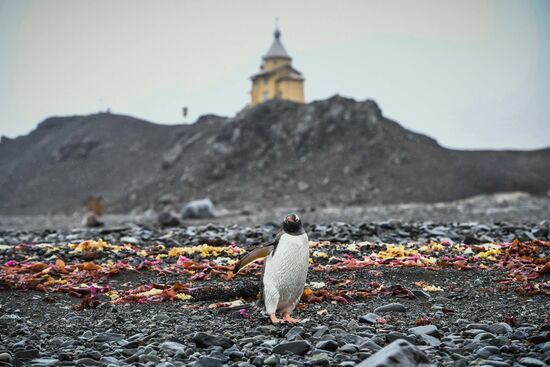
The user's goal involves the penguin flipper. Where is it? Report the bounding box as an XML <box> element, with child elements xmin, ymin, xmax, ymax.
<box><xmin>234</xmin><ymin>232</ymin><xmax>282</xmax><ymax>274</ymax></box>
<box><xmin>234</xmin><ymin>245</ymin><xmax>274</xmax><ymax>274</ymax></box>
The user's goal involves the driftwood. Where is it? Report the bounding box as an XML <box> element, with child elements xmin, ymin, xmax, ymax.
<box><xmin>188</xmin><ymin>279</ymin><xmax>260</xmax><ymax>302</ymax></box>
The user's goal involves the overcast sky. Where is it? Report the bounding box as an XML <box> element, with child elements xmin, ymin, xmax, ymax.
<box><xmin>0</xmin><ymin>0</ymin><xmax>549</xmax><ymax>149</ymax></box>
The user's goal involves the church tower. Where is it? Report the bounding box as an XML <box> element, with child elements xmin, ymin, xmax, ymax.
<box><xmin>250</xmin><ymin>23</ymin><xmax>305</xmax><ymax>106</ymax></box>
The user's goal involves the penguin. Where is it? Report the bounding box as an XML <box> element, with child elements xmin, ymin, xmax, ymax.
<box><xmin>234</xmin><ymin>213</ymin><xmax>309</xmax><ymax>324</ymax></box>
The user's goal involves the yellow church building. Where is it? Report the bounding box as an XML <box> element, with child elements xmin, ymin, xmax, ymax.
<box><xmin>250</xmin><ymin>26</ymin><xmax>305</xmax><ymax>106</ymax></box>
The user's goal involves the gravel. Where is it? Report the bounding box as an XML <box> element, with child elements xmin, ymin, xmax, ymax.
<box><xmin>1</xmin><ymin>219</ymin><xmax>549</xmax><ymax>366</ymax></box>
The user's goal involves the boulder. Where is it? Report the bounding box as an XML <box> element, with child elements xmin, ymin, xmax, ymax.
<box><xmin>181</xmin><ymin>198</ymin><xmax>216</xmax><ymax>219</ymax></box>
<box><xmin>158</xmin><ymin>211</ymin><xmax>181</xmax><ymax>227</ymax></box>
<box><xmin>193</xmin><ymin>332</ymin><xmax>233</xmax><ymax>349</ymax></box>
<box><xmin>272</xmin><ymin>340</ymin><xmax>311</xmax><ymax>355</ymax></box>
<box><xmin>356</xmin><ymin>339</ymin><xmax>432</xmax><ymax>367</ymax></box>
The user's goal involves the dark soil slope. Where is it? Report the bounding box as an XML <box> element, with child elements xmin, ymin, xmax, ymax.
<box><xmin>1</xmin><ymin>96</ymin><xmax>548</xmax><ymax>214</ymax></box>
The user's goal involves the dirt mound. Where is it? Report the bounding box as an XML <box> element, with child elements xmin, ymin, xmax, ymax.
<box><xmin>1</xmin><ymin>96</ymin><xmax>549</xmax><ymax>215</ymax></box>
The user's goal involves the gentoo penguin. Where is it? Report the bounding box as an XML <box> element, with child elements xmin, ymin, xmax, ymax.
<box><xmin>234</xmin><ymin>214</ymin><xmax>309</xmax><ymax>324</ymax></box>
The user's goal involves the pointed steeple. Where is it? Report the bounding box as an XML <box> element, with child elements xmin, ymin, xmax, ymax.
<box><xmin>264</xmin><ymin>18</ymin><xmax>290</xmax><ymax>59</ymax></box>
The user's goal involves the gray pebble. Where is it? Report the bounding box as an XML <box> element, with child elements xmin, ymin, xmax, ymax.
<box><xmin>358</xmin><ymin>339</ymin><xmax>382</xmax><ymax>351</ymax></box>
<box><xmin>464</xmin><ymin>329</ymin><xmax>487</xmax><ymax>337</ymax></box>
<box><xmin>94</xmin><ymin>332</ymin><xmax>124</xmax><ymax>342</ymax></box>
<box><xmin>139</xmin><ymin>354</ymin><xmax>160</xmax><ymax>363</ymax></box>
<box><xmin>30</xmin><ymin>358</ymin><xmax>59</xmax><ymax>366</ymax></box>
<box><xmin>408</xmin><ymin>325</ymin><xmax>438</xmax><ymax>337</ymax></box>
<box><xmin>308</xmin><ymin>352</ymin><xmax>330</xmax><ymax>365</ymax></box>
<box><xmin>420</xmin><ymin>334</ymin><xmax>441</xmax><ymax>347</ymax></box>
<box><xmin>192</xmin><ymin>357</ymin><xmax>223</xmax><ymax>367</ymax></box>
<box><xmin>316</xmin><ymin>340</ymin><xmax>339</xmax><ymax>352</ymax></box>
<box><xmin>160</xmin><ymin>341</ymin><xmax>186</xmax><ymax>354</ymax></box>
<box><xmin>386</xmin><ymin>332</ymin><xmax>415</xmax><ymax>344</ymax></box>
<box><xmin>14</xmin><ymin>349</ymin><xmax>39</xmax><ymax>361</ymax></box>
<box><xmin>488</xmin><ymin>322</ymin><xmax>513</xmax><ymax>335</ymax></box>
<box><xmin>285</xmin><ymin>326</ymin><xmax>305</xmax><ymax>341</ymax></box>
<box><xmin>518</xmin><ymin>357</ymin><xmax>548</xmax><ymax>367</ymax></box>
<box><xmin>153</xmin><ymin>313</ymin><xmax>170</xmax><ymax>322</ymax></box>
<box><xmin>120</xmin><ymin>236</ymin><xmax>140</xmax><ymax>245</ymax></box>
<box><xmin>358</xmin><ymin>313</ymin><xmax>380</xmax><ymax>324</ymax></box>
<box><xmin>339</xmin><ymin>344</ymin><xmax>358</xmax><ymax>353</ymax></box>
<box><xmin>75</xmin><ymin>357</ymin><xmax>105</xmax><ymax>366</ymax></box>
<box><xmin>374</xmin><ymin>303</ymin><xmax>406</xmax><ymax>313</ymax></box>
<box><xmin>97</xmin><ymin>319</ymin><xmax>114</xmax><ymax>328</ymax></box>
<box><xmin>465</xmin><ymin>323</ymin><xmax>490</xmax><ymax>331</ymax></box>
<box><xmin>476</xmin><ymin>345</ymin><xmax>500</xmax><ymax>358</ymax></box>
<box><xmin>263</xmin><ymin>355</ymin><xmax>279</xmax><ymax>366</ymax></box>
<box><xmin>482</xmin><ymin>360</ymin><xmax>511</xmax><ymax>367</ymax></box>
<box><xmin>474</xmin><ymin>332</ymin><xmax>496</xmax><ymax>342</ymax></box>
<box><xmin>193</xmin><ymin>332</ymin><xmax>234</xmax><ymax>349</ymax></box>
<box><xmin>312</xmin><ymin>326</ymin><xmax>330</xmax><ymax>337</ymax></box>
<box><xmin>272</xmin><ymin>340</ymin><xmax>311</xmax><ymax>355</ymax></box>
<box><xmin>0</xmin><ymin>353</ymin><xmax>12</xmax><ymax>362</ymax></box>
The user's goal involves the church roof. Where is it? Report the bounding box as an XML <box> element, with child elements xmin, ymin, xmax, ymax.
<box><xmin>264</xmin><ymin>27</ymin><xmax>291</xmax><ymax>59</ymax></box>
<box><xmin>250</xmin><ymin>64</ymin><xmax>303</xmax><ymax>81</ymax></box>
<box><xmin>279</xmin><ymin>69</ymin><xmax>304</xmax><ymax>81</ymax></box>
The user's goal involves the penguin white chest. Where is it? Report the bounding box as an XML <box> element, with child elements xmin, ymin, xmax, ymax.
<box><xmin>263</xmin><ymin>233</ymin><xmax>309</xmax><ymax>313</ymax></box>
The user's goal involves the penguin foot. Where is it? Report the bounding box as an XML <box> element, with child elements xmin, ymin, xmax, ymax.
<box><xmin>270</xmin><ymin>314</ymin><xmax>283</xmax><ymax>324</ymax></box>
<box><xmin>282</xmin><ymin>313</ymin><xmax>301</xmax><ymax>323</ymax></box>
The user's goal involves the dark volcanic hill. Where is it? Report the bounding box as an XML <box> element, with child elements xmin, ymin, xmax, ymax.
<box><xmin>1</xmin><ymin>95</ymin><xmax>549</xmax><ymax>215</ymax></box>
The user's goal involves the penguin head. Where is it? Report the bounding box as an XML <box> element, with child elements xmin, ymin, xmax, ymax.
<box><xmin>283</xmin><ymin>213</ymin><xmax>303</xmax><ymax>234</ymax></box>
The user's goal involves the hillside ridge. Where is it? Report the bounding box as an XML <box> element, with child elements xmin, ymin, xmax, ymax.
<box><xmin>1</xmin><ymin>96</ymin><xmax>549</xmax><ymax>215</ymax></box>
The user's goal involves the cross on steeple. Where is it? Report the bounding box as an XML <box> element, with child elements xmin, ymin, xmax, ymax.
<box><xmin>274</xmin><ymin>17</ymin><xmax>281</xmax><ymax>39</ymax></box>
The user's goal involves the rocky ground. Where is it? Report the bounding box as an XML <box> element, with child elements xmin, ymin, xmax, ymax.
<box><xmin>1</xmin><ymin>214</ymin><xmax>549</xmax><ymax>367</ymax></box>
<box><xmin>1</xmin><ymin>192</ymin><xmax>549</xmax><ymax>231</ymax></box>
